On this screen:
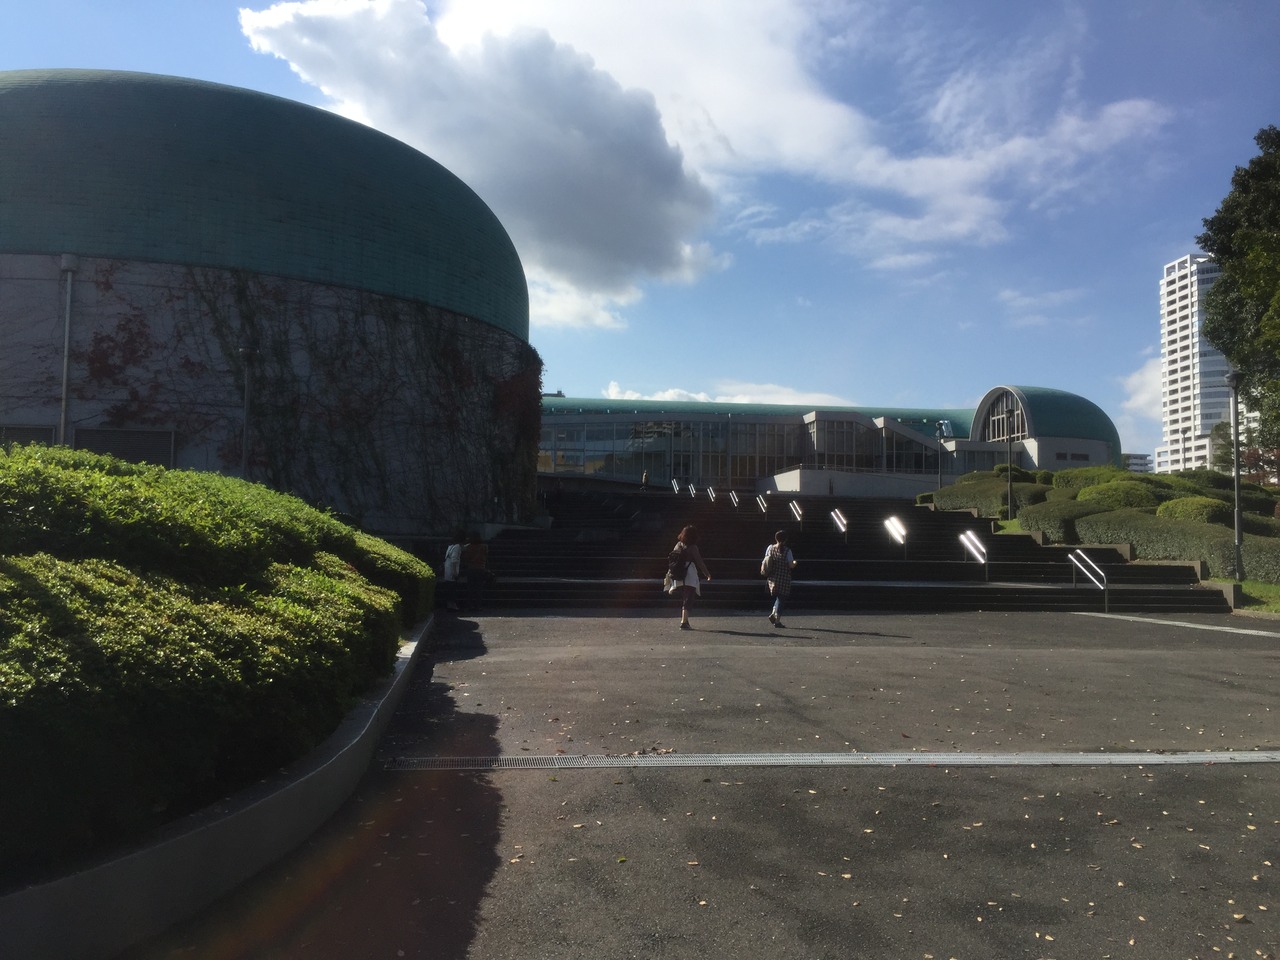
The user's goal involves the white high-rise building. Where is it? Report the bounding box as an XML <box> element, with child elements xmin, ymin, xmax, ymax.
<box><xmin>1153</xmin><ymin>254</ymin><xmax>1231</xmax><ymax>473</ymax></box>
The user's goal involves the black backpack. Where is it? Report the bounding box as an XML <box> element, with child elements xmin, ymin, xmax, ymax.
<box><xmin>667</xmin><ymin>545</ymin><xmax>689</xmax><ymax>580</ymax></box>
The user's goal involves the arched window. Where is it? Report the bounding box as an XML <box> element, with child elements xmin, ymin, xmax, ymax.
<box><xmin>981</xmin><ymin>390</ymin><xmax>1026</xmax><ymax>442</ymax></box>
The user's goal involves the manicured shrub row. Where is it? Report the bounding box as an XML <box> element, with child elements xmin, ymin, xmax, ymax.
<box><xmin>1077</xmin><ymin>480</ymin><xmax>1170</xmax><ymax>510</ymax></box>
<box><xmin>939</xmin><ymin>465</ymin><xmax>1280</xmax><ymax>582</ymax></box>
<box><xmin>1071</xmin><ymin>508</ymin><xmax>1280</xmax><ymax>580</ymax></box>
<box><xmin>1016</xmin><ymin>500</ymin><xmax>1108</xmax><ymax>543</ymax></box>
<box><xmin>933</xmin><ymin>478</ymin><xmax>1051</xmax><ymax>516</ymax></box>
<box><xmin>0</xmin><ymin>445</ymin><xmax>433</xmax><ymax>885</ymax></box>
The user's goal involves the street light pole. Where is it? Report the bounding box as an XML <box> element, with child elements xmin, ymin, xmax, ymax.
<box><xmin>1225</xmin><ymin>371</ymin><xmax>1245</xmax><ymax>581</ymax></box>
<box><xmin>935</xmin><ymin>420</ymin><xmax>944</xmax><ymax>491</ymax></box>
<box><xmin>1005</xmin><ymin>395</ymin><xmax>1016</xmax><ymax>522</ymax></box>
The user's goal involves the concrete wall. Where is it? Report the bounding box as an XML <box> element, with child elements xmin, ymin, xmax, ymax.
<box><xmin>761</xmin><ymin>467</ymin><xmax>938</xmax><ymax>499</ymax></box>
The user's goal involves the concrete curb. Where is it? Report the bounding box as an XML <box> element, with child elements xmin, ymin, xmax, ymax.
<box><xmin>0</xmin><ymin>616</ymin><xmax>435</xmax><ymax>960</ymax></box>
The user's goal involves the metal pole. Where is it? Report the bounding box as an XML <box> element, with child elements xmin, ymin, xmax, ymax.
<box><xmin>239</xmin><ymin>346</ymin><xmax>255</xmax><ymax>477</ymax></box>
<box><xmin>935</xmin><ymin>421</ymin><xmax>943</xmax><ymax>490</ymax></box>
<box><xmin>1006</xmin><ymin>397</ymin><xmax>1014</xmax><ymax>522</ymax></box>
<box><xmin>1226</xmin><ymin>371</ymin><xmax>1244</xmax><ymax>580</ymax></box>
<box><xmin>58</xmin><ymin>255</ymin><xmax>78</xmax><ymax>445</ymax></box>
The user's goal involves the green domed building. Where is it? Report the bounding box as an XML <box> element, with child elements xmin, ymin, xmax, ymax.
<box><xmin>0</xmin><ymin>69</ymin><xmax>541</xmax><ymax>534</ymax></box>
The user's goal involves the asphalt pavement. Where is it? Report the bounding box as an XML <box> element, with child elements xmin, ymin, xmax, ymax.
<box><xmin>123</xmin><ymin>608</ymin><xmax>1280</xmax><ymax>960</ymax></box>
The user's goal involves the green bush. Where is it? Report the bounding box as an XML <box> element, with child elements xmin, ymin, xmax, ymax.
<box><xmin>1072</xmin><ymin>507</ymin><xmax>1280</xmax><ymax>581</ymax></box>
<box><xmin>1052</xmin><ymin>466</ymin><xmax>1129</xmax><ymax>491</ymax></box>
<box><xmin>1156</xmin><ymin>496</ymin><xmax>1233</xmax><ymax>527</ymax></box>
<box><xmin>1076</xmin><ymin>480</ymin><xmax>1168</xmax><ymax>510</ymax></box>
<box><xmin>1174</xmin><ymin>468</ymin><xmax>1233</xmax><ymax>491</ymax></box>
<box><xmin>349</xmin><ymin>530</ymin><xmax>434</xmax><ymax>625</ymax></box>
<box><xmin>1016</xmin><ymin>500</ymin><xmax>1108</xmax><ymax>543</ymax></box>
<box><xmin>1034</xmin><ymin>470</ymin><xmax>1053</xmax><ymax>485</ymax></box>
<box><xmin>0</xmin><ymin>446</ymin><xmax>434</xmax><ymax>884</ymax></box>
<box><xmin>935</xmin><ymin>478</ymin><xmax>1050</xmax><ymax>519</ymax></box>
<box><xmin>993</xmin><ymin>463</ymin><xmax>1036</xmax><ymax>482</ymax></box>
<box><xmin>1045</xmin><ymin>486</ymin><xmax>1078</xmax><ymax>501</ymax></box>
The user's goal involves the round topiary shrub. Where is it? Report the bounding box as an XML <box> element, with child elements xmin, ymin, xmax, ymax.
<box><xmin>1076</xmin><ymin>480</ymin><xmax>1165</xmax><ymax>510</ymax></box>
<box><xmin>1156</xmin><ymin>495</ymin><xmax>1233</xmax><ymax>528</ymax></box>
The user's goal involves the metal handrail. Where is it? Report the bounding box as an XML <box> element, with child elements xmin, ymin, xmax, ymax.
<box><xmin>959</xmin><ymin>531</ymin><xmax>989</xmax><ymax>581</ymax></box>
<box><xmin>1069</xmin><ymin>549</ymin><xmax>1108</xmax><ymax>612</ymax></box>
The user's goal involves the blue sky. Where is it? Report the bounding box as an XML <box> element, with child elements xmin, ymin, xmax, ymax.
<box><xmin>5</xmin><ymin>1</ymin><xmax>1280</xmax><ymax>455</ymax></box>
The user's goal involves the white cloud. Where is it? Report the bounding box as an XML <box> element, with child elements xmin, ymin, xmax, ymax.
<box><xmin>997</xmin><ymin>286</ymin><xmax>1087</xmax><ymax>328</ymax></box>
<box><xmin>604</xmin><ymin>380</ymin><xmax>854</xmax><ymax>407</ymax></box>
<box><xmin>1112</xmin><ymin>354</ymin><xmax>1164</xmax><ymax>453</ymax></box>
<box><xmin>1121</xmin><ymin>355</ymin><xmax>1163</xmax><ymax>420</ymax></box>
<box><xmin>241</xmin><ymin>0</ymin><xmax>720</xmax><ymax>328</ymax></box>
<box><xmin>240</xmin><ymin>0</ymin><xmax>1172</xmax><ymax>326</ymax></box>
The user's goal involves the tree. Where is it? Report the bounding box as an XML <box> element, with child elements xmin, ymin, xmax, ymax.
<box><xmin>1198</xmin><ymin>125</ymin><xmax>1280</xmax><ymax>447</ymax></box>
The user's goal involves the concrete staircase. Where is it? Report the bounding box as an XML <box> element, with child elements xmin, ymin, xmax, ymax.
<box><xmin>452</xmin><ymin>489</ymin><xmax>1231</xmax><ymax>614</ymax></box>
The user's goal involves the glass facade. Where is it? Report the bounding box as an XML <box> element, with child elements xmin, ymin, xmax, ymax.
<box><xmin>540</xmin><ymin>405</ymin><xmax>943</xmax><ymax>488</ymax></box>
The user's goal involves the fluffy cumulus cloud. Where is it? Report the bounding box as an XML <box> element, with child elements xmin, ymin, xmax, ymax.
<box><xmin>241</xmin><ymin>0</ymin><xmax>719</xmax><ymax>328</ymax></box>
<box><xmin>241</xmin><ymin>0</ymin><xmax>1171</xmax><ymax>328</ymax></box>
<box><xmin>1113</xmin><ymin>354</ymin><xmax>1164</xmax><ymax>452</ymax></box>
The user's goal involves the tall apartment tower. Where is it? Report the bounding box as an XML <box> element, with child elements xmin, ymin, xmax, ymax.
<box><xmin>1153</xmin><ymin>253</ymin><xmax>1229</xmax><ymax>473</ymax></box>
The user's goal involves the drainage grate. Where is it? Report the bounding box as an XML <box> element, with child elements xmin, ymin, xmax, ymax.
<box><xmin>383</xmin><ymin>750</ymin><xmax>1280</xmax><ymax>772</ymax></box>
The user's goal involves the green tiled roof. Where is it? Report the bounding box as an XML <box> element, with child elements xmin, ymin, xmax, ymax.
<box><xmin>0</xmin><ymin>69</ymin><xmax>528</xmax><ymax>340</ymax></box>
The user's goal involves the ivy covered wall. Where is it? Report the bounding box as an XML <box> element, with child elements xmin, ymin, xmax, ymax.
<box><xmin>0</xmin><ymin>253</ymin><xmax>542</xmax><ymax>536</ymax></box>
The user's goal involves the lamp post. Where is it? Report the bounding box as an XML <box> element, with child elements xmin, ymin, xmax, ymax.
<box><xmin>935</xmin><ymin>420</ymin><xmax>944</xmax><ymax>491</ymax></box>
<box><xmin>1005</xmin><ymin>394</ymin><xmax>1016</xmax><ymax>522</ymax></box>
<box><xmin>1225</xmin><ymin>371</ymin><xmax>1245</xmax><ymax>581</ymax></box>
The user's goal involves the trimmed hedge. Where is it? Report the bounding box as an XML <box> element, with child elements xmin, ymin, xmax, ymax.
<box><xmin>1071</xmin><ymin>507</ymin><xmax>1280</xmax><ymax>580</ymax></box>
<box><xmin>1016</xmin><ymin>500</ymin><xmax>1108</xmax><ymax>543</ymax></box>
<box><xmin>1052</xmin><ymin>466</ymin><xmax>1129</xmax><ymax>491</ymax></box>
<box><xmin>935</xmin><ymin>477</ymin><xmax>1050</xmax><ymax>518</ymax></box>
<box><xmin>0</xmin><ymin>445</ymin><xmax>434</xmax><ymax>886</ymax></box>
<box><xmin>1076</xmin><ymin>480</ymin><xmax>1169</xmax><ymax>510</ymax></box>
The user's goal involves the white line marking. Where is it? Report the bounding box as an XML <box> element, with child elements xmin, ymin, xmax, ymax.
<box><xmin>1073</xmin><ymin>611</ymin><xmax>1280</xmax><ymax>637</ymax></box>
<box><xmin>385</xmin><ymin>750</ymin><xmax>1280</xmax><ymax>771</ymax></box>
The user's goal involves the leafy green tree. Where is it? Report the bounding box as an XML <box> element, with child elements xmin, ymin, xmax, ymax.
<box><xmin>1198</xmin><ymin>125</ymin><xmax>1280</xmax><ymax>446</ymax></box>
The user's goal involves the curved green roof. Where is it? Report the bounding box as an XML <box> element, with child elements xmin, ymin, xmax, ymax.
<box><xmin>988</xmin><ymin>385</ymin><xmax>1122</xmax><ymax>465</ymax></box>
<box><xmin>0</xmin><ymin>69</ymin><xmax>528</xmax><ymax>340</ymax></box>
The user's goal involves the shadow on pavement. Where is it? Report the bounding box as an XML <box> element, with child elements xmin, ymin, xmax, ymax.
<box><xmin>120</xmin><ymin>659</ymin><xmax>502</xmax><ymax>960</ymax></box>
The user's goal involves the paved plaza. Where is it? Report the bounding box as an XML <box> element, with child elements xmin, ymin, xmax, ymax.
<box><xmin>126</xmin><ymin>609</ymin><xmax>1280</xmax><ymax>959</ymax></box>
